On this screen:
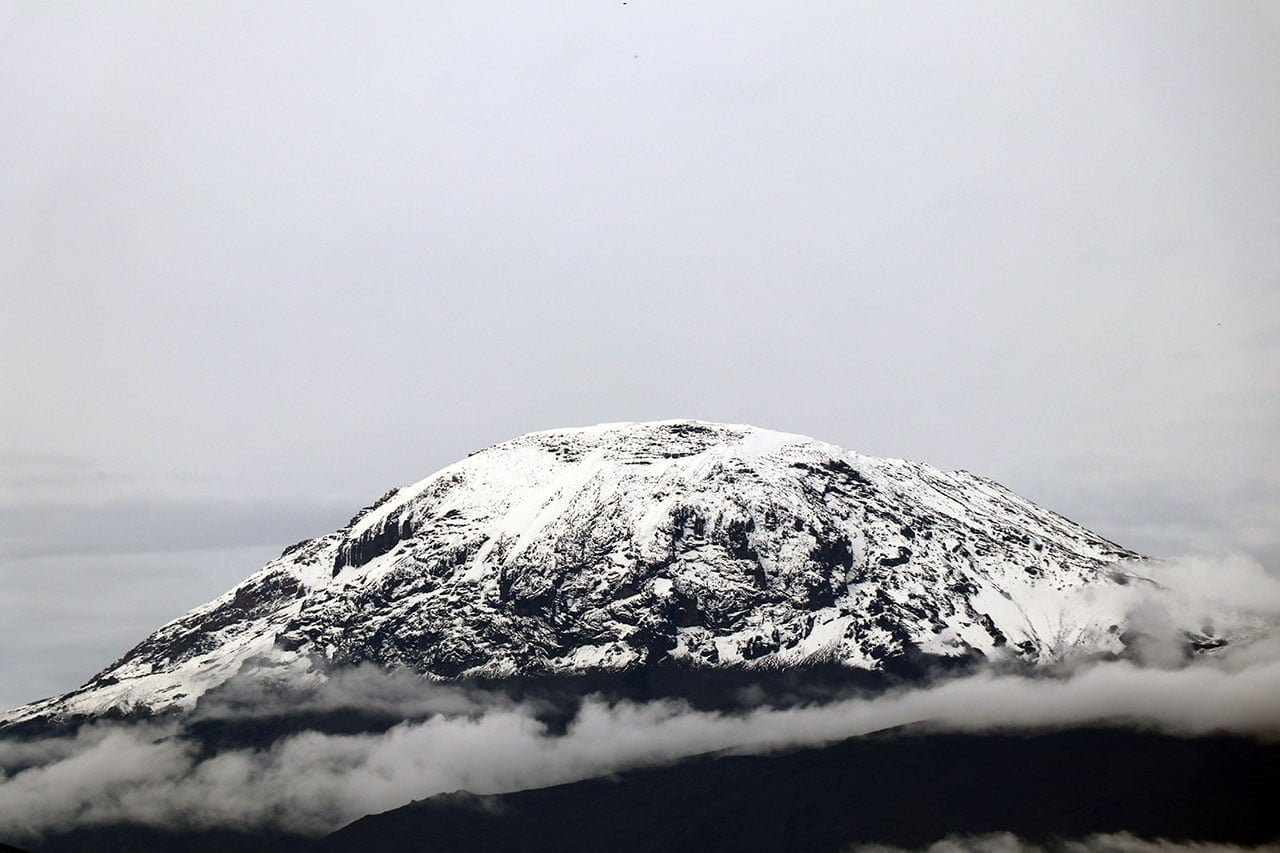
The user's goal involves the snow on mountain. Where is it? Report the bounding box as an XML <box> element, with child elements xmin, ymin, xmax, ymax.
<box><xmin>4</xmin><ymin>420</ymin><xmax>1159</xmax><ymax>726</ymax></box>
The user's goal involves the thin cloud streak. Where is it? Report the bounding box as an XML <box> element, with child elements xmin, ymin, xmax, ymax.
<box><xmin>0</xmin><ymin>496</ymin><xmax>354</xmax><ymax>559</ymax></box>
<box><xmin>857</xmin><ymin>833</ymin><xmax>1280</xmax><ymax>852</ymax></box>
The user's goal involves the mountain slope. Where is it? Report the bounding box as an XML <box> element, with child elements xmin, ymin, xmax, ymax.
<box><xmin>4</xmin><ymin>421</ymin><xmax>1145</xmax><ymax>726</ymax></box>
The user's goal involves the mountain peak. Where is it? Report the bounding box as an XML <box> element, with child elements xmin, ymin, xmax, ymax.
<box><xmin>511</xmin><ymin>419</ymin><xmax>815</xmax><ymax>451</ymax></box>
<box><xmin>5</xmin><ymin>422</ymin><xmax>1148</xmax><ymax>727</ymax></box>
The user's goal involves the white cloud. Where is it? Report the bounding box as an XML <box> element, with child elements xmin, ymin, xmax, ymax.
<box><xmin>2</xmin><ymin>644</ymin><xmax>1278</xmax><ymax>840</ymax></box>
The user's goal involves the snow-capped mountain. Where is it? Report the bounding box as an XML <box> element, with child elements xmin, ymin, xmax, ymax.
<box><xmin>5</xmin><ymin>421</ymin><xmax>1150</xmax><ymax>726</ymax></box>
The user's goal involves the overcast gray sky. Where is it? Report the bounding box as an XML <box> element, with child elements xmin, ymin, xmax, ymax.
<box><xmin>2</xmin><ymin>1</ymin><xmax>1278</xmax><ymax>710</ymax></box>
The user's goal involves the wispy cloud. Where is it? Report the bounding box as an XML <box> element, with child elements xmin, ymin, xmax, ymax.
<box><xmin>857</xmin><ymin>833</ymin><xmax>1280</xmax><ymax>852</ymax></box>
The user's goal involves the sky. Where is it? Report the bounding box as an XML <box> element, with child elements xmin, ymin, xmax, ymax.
<box><xmin>1</xmin><ymin>1</ymin><xmax>1278</xmax><ymax>710</ymax></box>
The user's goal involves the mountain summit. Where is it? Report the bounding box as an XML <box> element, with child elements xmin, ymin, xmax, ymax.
<box><xmin>6</xmin><ymin>421</ymin><xmax>1146</xmax><ymax>726</ymax></box>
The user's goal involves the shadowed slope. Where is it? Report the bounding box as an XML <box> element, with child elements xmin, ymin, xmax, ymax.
<box><xmin>322</xmin><ymin>727</ymin><xmax>1280</xmax><ymax>852</ymax></box>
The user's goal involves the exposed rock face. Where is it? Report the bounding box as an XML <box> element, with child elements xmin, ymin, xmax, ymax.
<box><xmin>4</xmin><ymin>421</ymin><xmax>1146</xmax><ymax>725</ymax></box>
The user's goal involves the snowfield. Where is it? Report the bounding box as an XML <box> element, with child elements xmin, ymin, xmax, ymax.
<box><xmin>5</xmin><ymin>420</ymin><xmax>1194</xmax><ymax>726</ymax></box>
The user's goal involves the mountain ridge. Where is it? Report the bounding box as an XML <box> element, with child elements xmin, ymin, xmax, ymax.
<box><xmin>4</xmin><ymin>420</ymin><xmax>1150</xmax><ymax>728</ymax></box>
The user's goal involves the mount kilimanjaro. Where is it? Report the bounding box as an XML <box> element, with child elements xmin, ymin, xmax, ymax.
<box><xmin>4</xmin><ymin>420</ymin><xmax>1152</xmax><ymax>728</ymax></box>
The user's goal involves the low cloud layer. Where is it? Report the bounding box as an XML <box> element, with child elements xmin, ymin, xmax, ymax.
<box><xmin>3</xmin><ymin>652</ymin><xmax>1277</xmax><ymax>840</ymax></box>
<box><xmin>1</xmin><ymin>555</ymin><xmax>1277</xmax><ymax>841</ymax></box>
<box><xmin>858</xmin><ymin>833</ymin><xmax>1280</xmax><ymax>852</ymax></box>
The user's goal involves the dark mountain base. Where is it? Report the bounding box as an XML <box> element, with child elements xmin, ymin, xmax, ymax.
<box><xmin>323</xmin><ymin>727</ymin><xmax>1280</xmax><ymax>853</ymax></box>
<box><xmin>21</xmin><ymin>827</ymin><xmax>312</xmax><ymax>853</ymax></box>
<box><xmin>457</xmin><ymin>651</ymin><xmax>981</xmax><ymax>713</ymax></box>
